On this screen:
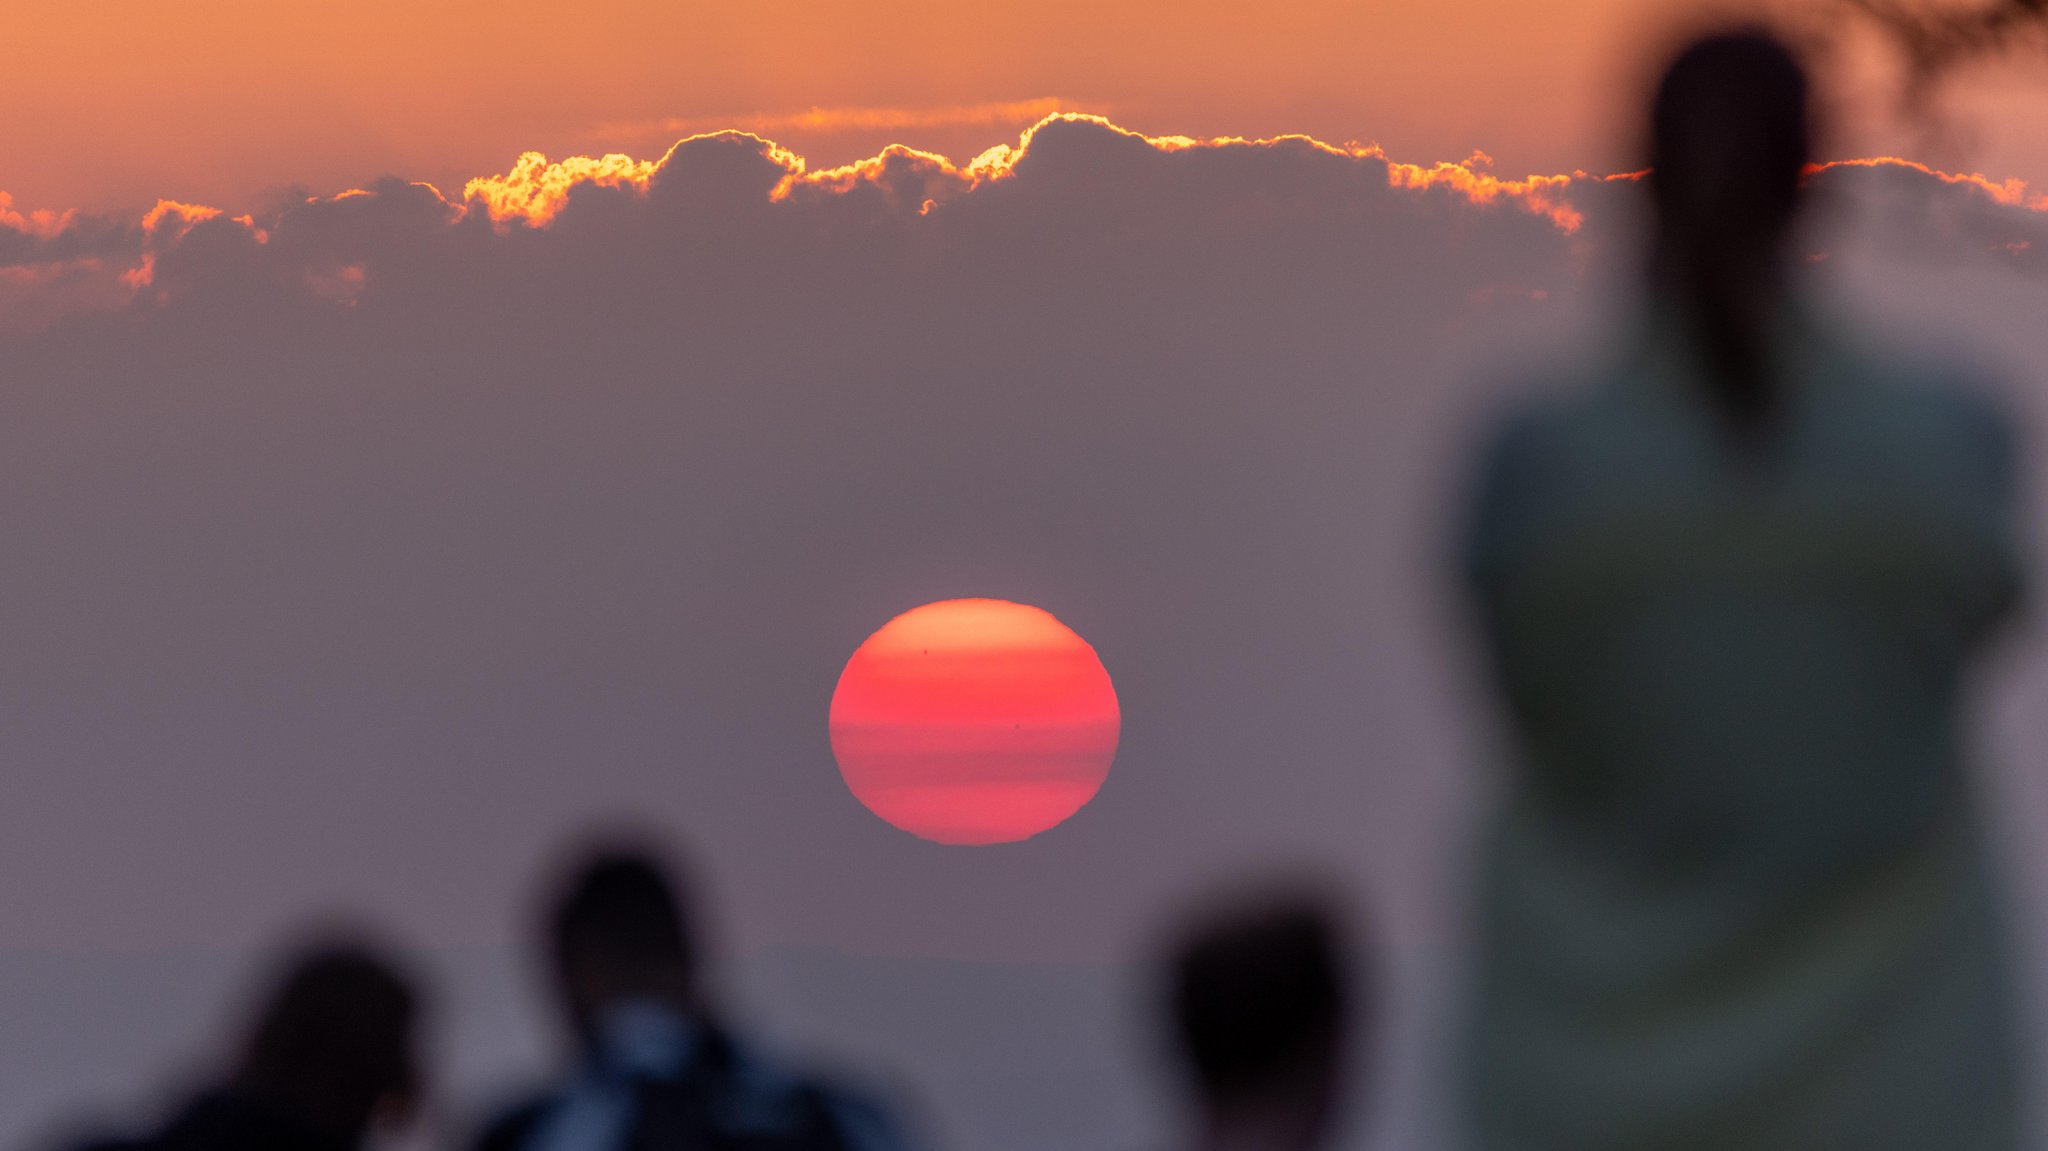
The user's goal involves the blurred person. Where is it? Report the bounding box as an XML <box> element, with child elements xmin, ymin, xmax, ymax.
<box><xmin>472</xmin><ymin>840</ymin><xmax>911</xmax><ymax>1151</ymax></box>
<box><xmin>1161</xmin><ymin>892</ymin><xmax>1362</xmax><ymax>1151</ymax></box>
<box><xmin>66</xmin><ymin>941</ymin><xmax>421</xmax><ymax>1151</ymax></box>
<box><xmin>1456</xmin><ymin>28</ymin><xmax>2027</xmax><ymax>1150</ymax></box>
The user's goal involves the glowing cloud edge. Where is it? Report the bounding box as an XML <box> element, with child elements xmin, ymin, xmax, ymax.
<box><xmin>9</xmin><ymin>112</ymin><xmax>2038</xmax><ymax>241</ymax></box>
<box><xmin>0</xmin><ymin>113</ymin><xmax>2043</xmax><ymax>335</ymax></box>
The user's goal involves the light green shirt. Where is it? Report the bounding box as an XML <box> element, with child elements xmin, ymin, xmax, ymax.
<box><xmin>1458</xmin><ymin>307</ymin><xmax>2026</xmax><ymax>1150</ymax></box>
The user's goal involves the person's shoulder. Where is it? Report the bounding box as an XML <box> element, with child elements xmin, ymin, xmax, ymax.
<box><xmin>467</xmin><ymin>1092</ymin><xmax>555</xmax><ymax>1151</ymax></box>
<box><xmin>35</xmin><ymin>1112</ymin><xmax>157</xmax><ymax>1151</ymax></box>
<box><xmin>1459</xmin><ymin>366</ymin><xmax>1609</xmax><ymax>509</ymax></box>
<box><xmin>1856</xmin><ymin>342</ymin><xmax>2008</xmax><ymax>418</ymax></box>
<box><xmin>712</xmin><ymin>1034</ymin><xmax>915</xmax><ymax>1151</ymax></box>
<box><xmin>1468</xmin><ymin>346</ymin><xmax>1644</xmax><ymax>471</ymax></box>
<box><xmin>1830</xmin><ymin>334</ymin><xmax>2020</xmax><ymax>490</ymax></box>
<box><xmin>48</xmin><ymin>1135</ymin><xmax>155</xmax><ymax>1151</ymax></box>
<box><xmin>1478</xmin><ymin>391</ymin><xmax>1582</xmax><ymax>466</ymax></box>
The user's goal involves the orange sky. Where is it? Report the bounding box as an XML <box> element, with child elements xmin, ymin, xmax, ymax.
<box><xmin>5</xmin><ymin>0</ymin><xmax>2047</xmax><ymax>214</ymax></box>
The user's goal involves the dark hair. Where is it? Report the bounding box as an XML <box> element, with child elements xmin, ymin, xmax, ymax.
<box><xmin>236</xmin><ymin>942</ymin><xmax>420</xmax><ymax>1139</ymax></box>
<box><xmin>548</xmin><ymin>845</ymin><xmax>696</xmax><ymax>980</ymax></box>
<box><xmin>1169</xmin><ymin>898</ymin><xmax>1355</xmax><ymax>1102</ymax></box>
<box><xmin>1648</xmin><ymin>30</ymin><xmax>1812</xmax><ymax>435</ymax></box>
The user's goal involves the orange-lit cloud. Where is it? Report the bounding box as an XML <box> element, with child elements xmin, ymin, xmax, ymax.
<box><xmin>0</xmin><ymin>258</ymin><xmax>130</xmax><ymax>337</ymax></box>
<box><xmin>139</xmin><ymin>200</ymin><xmax>221</xmax><ymax>237</ymax></box>
<box><xmin>304</xmin><ymin>263</ymin><xmax>369</xmax><ymax>305</ymax></box>
<box><xmin>462</xmin><ymin>151</ymin><xmax>666</xmax><ymax>226</ymax></box>
<box><xmin>126</xmin><ymin>200</ymin><xmax>246</xmax><ymax>289</ymax></box>
<box><xmin>0</xmin><ymin>193</ymin><xmax>74</xmax><ymax>239</ymax></box>
<box><xmin>454</xmin><ymin>114</ymin><xmax>2048</xmax><ymax>241</ymax></box>
<box><xmin>467</xmin><ymin>114</ymin><xmax>1609</xmax><ymax>231</ymax></box>
<box><xmin>47</xmin><ymin>116</ymin><xmax>2044</xmax><ymax>251</ymax></box>
<box><xmin>1378</xmin><ymin>151</ymin><xmax>1586</xmax><ymax>233</ymax></box>
<box><xmin>1813</xmin><ymin>157</ymin><xmax>2048</xmax><ymax>210</ymax></box>
<box><xmin>1</xmin><ymin>116</ymin><xmax>2043</xmax><ymax>334</ymax></box>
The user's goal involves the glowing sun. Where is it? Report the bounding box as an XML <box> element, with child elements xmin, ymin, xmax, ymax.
<box><xmin>829</xmin><ymin>599</ymin><xmax>1121</xmax><ymax>845</ymax></box>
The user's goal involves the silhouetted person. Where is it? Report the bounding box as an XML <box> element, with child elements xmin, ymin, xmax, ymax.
<box><xmin>68</xmin><ymin>942</ymin><xmax>421</xmax><ymax>1151</ymax></box>
<box><xmin>1457</xmin><ymin>28</ymin><xmax>2025</xmax><ymax>1150</ymax></box>
<box><xmin>473</xmin><ymin>842</ymin><xmax>912</xmax><ymax>1151</ymax></box>
<box><xmin>1164</xmin><ymin>897</ymin><xmax>1359</xmax><ymax>1151</ymax></box>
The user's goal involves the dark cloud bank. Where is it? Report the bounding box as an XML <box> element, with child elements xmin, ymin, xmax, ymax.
<box><xmin>3</xmin><ymin>118</ymin><xmax>2047</xmax><ymax>1151</ymax></box>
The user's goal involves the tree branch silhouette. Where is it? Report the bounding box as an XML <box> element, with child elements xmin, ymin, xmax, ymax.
<box><xmin>1841</xmin><ymin>0</ymin><xmax>2048</xmax><ymax>106</ymax></box>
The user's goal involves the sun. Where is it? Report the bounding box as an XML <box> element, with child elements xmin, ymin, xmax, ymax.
<box><xmin>828</xmin><ymin>599</ymin><xmax>1121</xmax><ymax>845</ymax></box>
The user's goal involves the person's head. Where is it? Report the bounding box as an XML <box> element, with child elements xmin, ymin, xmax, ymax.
<box><xmin>543</xmin><ymin>840</ymin><xmax>700</xmax><ymax>1044</ymax></box>
<box><xmin>1644</xmin><ymin>29</ymin><xmax>1814</xmax><ymax>433</ymax></box>
<box><xmin>1166</xmin><ymin>894</ymin><xmax>1360</xmax><ymax>1151</ymax></box>
<box><xmin>234</xmin><ymin>941</ymin><xmax>421</xmax><ymax>1146</ymax></box>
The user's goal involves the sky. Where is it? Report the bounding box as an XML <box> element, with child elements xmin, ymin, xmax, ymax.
<box><xmin>5</xmin><ymin>116</ymin><xmax>2048</xmax><ymax>1151</ymax></box>
<box><xmin>5</xmin><ymin>0</ymin><xmax>2048</xmax><ymax>214</ymax></box>
<box><xmin>6</xmin><ymin>3</ymin><xmax>2048</xmax><ymax>1151</ymax></box>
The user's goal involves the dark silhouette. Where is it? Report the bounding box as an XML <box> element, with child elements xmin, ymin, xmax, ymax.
<box><xmin>67</xmin><ymin>942</ymin><xmax>421</xmax><ymax>1151</ymax></box>
<box><xmin>1457</xmin><ymin>28</ymin><xmax>2027</xmax><ymax>1151</ymax></box>
<box><xmin>1646</xmin><ymin>33</ymin><xmax>1811</xmax><ymax>440</ymax></box>
<box><xmin>472</xmin><ymin>840</ymin><xmax>913</xmax><ymax>1151</ymax></box>
<box><xmin>1163</xmin><ymin>895</ymin><xmax>1360</xmax><ymax>1151</ymax></box>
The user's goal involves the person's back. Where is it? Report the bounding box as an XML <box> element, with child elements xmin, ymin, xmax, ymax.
<box><xmin>1471</xmin><ymin>323</ymin><xmax>2017</xmax><ymax>863</ymax></box>
<box><xmin>472</xmin><ymin>842</ymin><xmax>909</xmax><ymax>1151</ymax></box>
<box><xmin>64</xmin><ymin>941</ymin><xmax>421</xmax><ymax>1151</ymax></box>
<box><xmin>473</xmin><ymin>1010</ymin><xmax>890</xmax><ymax>1151</ymax></box>
<box><xmin>85</xmin><ymin>1090</ymin><xmax>360</xmax><ymax>1151</ymax></box>
<box><xmin>1457</xmin><ymin>30</ymin><xmax>2026</xmax><ymax>1151</ymax></box>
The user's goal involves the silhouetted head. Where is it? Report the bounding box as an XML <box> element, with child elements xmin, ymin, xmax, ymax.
<box><xmin>1167</xmin><ymin>896</ymin><xmax>1359</xmax><ymax>1151</ymax></box>
<box><xmin>233</xmin><ymin>942</ymin><xmax>421</xmax><ymax>1145</ymax></box>
<box><xmin>1645</xmin><ymin>30</ymin><xmax>1814</xmax><ymax>433</ymax></box>
<box><xmin>545</xmin><ymin>842</ymin><xmax>700</xmax><ymax>1045</ymax></box>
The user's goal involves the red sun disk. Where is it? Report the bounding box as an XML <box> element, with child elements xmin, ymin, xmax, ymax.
<box><xmin>829</xmin><ymin>599</ymin><xmax>1121</xmax><ymax>845</ymax></box>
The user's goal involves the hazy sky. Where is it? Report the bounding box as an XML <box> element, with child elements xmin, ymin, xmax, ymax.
<box><xmin>6</xmin><ymin>6</ymin><xmax>2048</xmax><ymax>1150</ymax></box>
<box><xmin>4</xmin><ymin>120</ymin><xmax>2047</xmax><ymax>1151</ymax></box>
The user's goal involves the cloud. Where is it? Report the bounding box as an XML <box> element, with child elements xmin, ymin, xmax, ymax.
<box><xmin>0</xmin><ymin>192</ymin><xmax>75</xmax><ymax>240</ymax></box>
<box><xmin>6</xmin><ymin>115</ymin><xmax>2041</xmax><ymax>336</ymax></box>
<box><xmin>464</xmin><ymin>153</ymin><xmax>667</xmax><ymax>226</ymax></box>
<box><xmin>1816</xmin><ymin>156</ymin><xmax>2048</xmax><ymax>209</ymax></box>
<box><xmin>1806</xmin><ymin>155</ymin><xmax>2048</xmax><ymax>271</ymax></box>
<box><xmin>2</xmin><ymin>114</ymin><xmax>1611</xmax><ymax>330</ymax></box>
